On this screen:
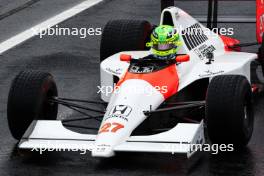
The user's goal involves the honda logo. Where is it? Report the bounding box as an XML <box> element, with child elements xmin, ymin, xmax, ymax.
<box><xmin>109</xmin><ymin>105</ymin><xmax>132</xmax><ymax>117</ymax></box>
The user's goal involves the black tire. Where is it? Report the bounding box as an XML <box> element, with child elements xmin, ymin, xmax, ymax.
<box><xmin>100</xmin><ymin>19</ymin><xmax>152</xmax><ymax>62</ymax></box>
<box><xmin>206</xmin><ymin>75</ymin><xmax>254</xmax><ymax>148</ymax></box>
<box><xmin>7</xmin><ymin>71</ymin><xmax>58</xmax><ymax>140</ymax></box>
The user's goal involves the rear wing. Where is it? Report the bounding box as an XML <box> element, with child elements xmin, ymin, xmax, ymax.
<box><xmin>161</xmin><ymin>0</ymin><xmax>264</xmax><ymax>43</ymax></box>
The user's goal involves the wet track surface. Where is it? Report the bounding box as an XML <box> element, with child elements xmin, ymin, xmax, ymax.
<box><xmin>0</xmin><ymin>0</ymin><xmax>264</xmax><ymax>175</ymax></box>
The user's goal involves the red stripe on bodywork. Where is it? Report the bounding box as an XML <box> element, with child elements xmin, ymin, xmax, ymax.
<box><xmin>116</xmin><ymin>64</ymin><xmax>179</xmax><ymax>99</ymax></box>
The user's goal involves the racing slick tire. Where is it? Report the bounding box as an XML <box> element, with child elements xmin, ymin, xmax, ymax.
<box><xmin>206</xmin><ymin>75</ymin><xmax>254</xmax><ymax>149</ymax></box>
<box><xmin>100</xmin><ymin>19</ymin><xmax>152</xmax><ymax>61</ymax></box>
<box><xmin>7</xmin><ymin>71</ymin><xmax>58</xmax><ymax>140</ymax></box>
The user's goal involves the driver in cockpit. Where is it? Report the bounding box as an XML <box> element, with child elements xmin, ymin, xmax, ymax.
<box><xmin>146</xmin><ymin>25</ymin><xmax>182</xmax><ymax>60</ymax></box>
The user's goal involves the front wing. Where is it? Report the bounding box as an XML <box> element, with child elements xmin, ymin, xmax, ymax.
<box><xmin>19</xmin><ymin>120</ymin><xmax>204</xmax><ymax>158</ymax></box>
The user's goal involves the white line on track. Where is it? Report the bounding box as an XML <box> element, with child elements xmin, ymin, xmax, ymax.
<box><xmin>0</xmin><ymin>0</ymin><xmax>103</xmax><ymax>55</ymax></box>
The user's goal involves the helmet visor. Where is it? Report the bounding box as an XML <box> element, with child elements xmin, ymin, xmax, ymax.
<box><xmin>153</xmin><ymin>43</ymin><xmax>175</xmax><ymax>51</ymax></box>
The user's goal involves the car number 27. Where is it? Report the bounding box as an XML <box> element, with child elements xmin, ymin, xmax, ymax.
<box><xmin>99</xmin><ymin>122</ymin><xmax>124</xmax><ymax>134</ymax></box>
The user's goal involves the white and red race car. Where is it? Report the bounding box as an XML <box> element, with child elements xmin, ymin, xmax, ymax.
<box><xmin>7</xmin><ymin>2</ymin><xmax>264</xmax><ymax>158</ymax></box>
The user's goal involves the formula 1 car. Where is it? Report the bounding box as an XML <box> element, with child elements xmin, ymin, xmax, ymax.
<box><xmin>7</xmin><ymin>1</ymin><xmax>264</xmax><ymax>158</ymax></box>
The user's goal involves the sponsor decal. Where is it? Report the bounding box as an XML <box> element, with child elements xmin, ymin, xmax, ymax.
<box><xmin>110</xmin><ymin>105</ymin><xmax>132</xmax><ymax>116</ymax></box>
<box><xmin>200</xmin><ymin>45</ymin><xmax>215</xmax><ymax>58</ymax></box>
<box><xmin>194</xmin><ymin>48</ymin><xmax>203</xmax><ymax>59</ymax></box>
<box><xmin>130</xmin><ymin>65</ymin><xmax>154</xmax><ymax>73</ymax></box>
<box><xmin>95</xmin><ymin>144</ymin><xmax>111</xmax><ymax>153</ymax></box>
<box><xmin>194</xmin><ymin>44</ymin><xmax>216</xmax><ymax>60</ymax></box>
<box><xmin>106</xmin><ymin>68</ymin><xmax>122</xmax><ymax>75</ymax></box>
<box><xmin>199</xmin><ymin>70</ymin><xmax>224</xmax><ymax>77</ymax></box>
<box><xmin>105</xmin><ymin>105</ymin><xmax>132</xmax><ymax>121</ymax></box>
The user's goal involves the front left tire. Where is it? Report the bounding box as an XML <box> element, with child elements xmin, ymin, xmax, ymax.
<box><xmin>206</xmin><ymin>75</ymin><xmax>254</xmax><ymax>149</ymax></box>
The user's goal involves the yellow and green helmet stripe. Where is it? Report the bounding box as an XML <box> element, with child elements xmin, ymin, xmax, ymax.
<box><xmin>146</xmin><ymin>25</ymin><xmax>181</xmax><ymax>59</ymax></box>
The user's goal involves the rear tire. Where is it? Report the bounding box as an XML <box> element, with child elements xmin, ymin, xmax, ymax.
<box><xmin>7</xmin><ymin>71</ymin><xmax>58</xmax><ymax>140</ymax></box>
<box><xmin>206</xmin><ymin>75</ymin><xmax>254</xmax><ymax>149</ymax></box>
<box><xmin>100</xmin><ymin>19</ymin><xmax>152</xmax><ymax>62</ymax></box>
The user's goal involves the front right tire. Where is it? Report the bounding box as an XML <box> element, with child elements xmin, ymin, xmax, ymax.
<box><xmin>7</xmin><ymin>71</ymin><xmax>58</xmax><ymax>140</ymax></box>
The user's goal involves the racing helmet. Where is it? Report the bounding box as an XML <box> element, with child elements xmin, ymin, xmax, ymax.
<box><xmin>146</xmin><ymin>25</ymin><xmax>181</xmax><ymax>60</ymax></box>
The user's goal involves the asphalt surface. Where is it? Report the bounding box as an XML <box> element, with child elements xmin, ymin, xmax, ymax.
<box><xmin>0</xmin><ymin>0</ymin><xmax>87</xmax><ymax>42</ymax></box>
<box><xmin>0</xmin><ymin>0</ymin><xmax>264</xmax><ymax>175</ymax></box>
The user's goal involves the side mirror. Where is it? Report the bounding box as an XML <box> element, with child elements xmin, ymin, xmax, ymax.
<box><xmin>176</xmin><ymin>55</ymin><xmax>190</xmax><ymax>62</ymax></box>
<box><xmin>120</xmin><ymin>54</ymin><xmax>132</xmax><ymax>62</ymax></box>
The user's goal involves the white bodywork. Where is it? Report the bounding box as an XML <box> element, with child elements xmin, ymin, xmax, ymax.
<box><xmin>19</xmin><ymin>7</ymin><xmax>257</xmax><ymax>158</ymax></box>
